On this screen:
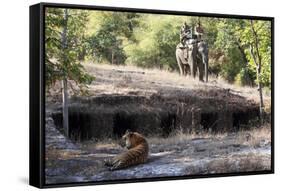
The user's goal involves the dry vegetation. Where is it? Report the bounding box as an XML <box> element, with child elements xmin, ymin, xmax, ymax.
<box><xmin>234</xmin><ymin>125</ymin><xmax>271</xmax><ymax>146</ymax></box>
<box><xmin>187</xmin><ymin>153</ymin><xmax>271</xmax><ymax>174</ymax></box>
<box><xmin>150</xmin><ymin>124</ymin><xmax>270</xmax><ymax>151</ymax></box>
<box><xmin>79</xmin><ymin>123</ymin><xmax>271</xmax><ymax>152</ymax></box>
<box><xmin>84</xmin><ymin>63</ymin><xmax>271</xmax><ymax>102</ymax></box>
<box><xmin>47</xmin><ymin>62</ymin><xmax>271</xmax><ymax>114</ymax></box>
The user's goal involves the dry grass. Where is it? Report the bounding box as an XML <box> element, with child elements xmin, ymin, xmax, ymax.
<box><xmin>47</xmin><ymin>62</ymin><xmax>271</xmax><ymax>106</ymax></box>
<box><xmin>75</xmin><ymin>122</ymin><xmax>271</xmax><ymax>153</ymax></box>
<box><xmin>46</xmin><ymin>148</ymin><xmax>84</xmax><ymax>161</ymax></box>
<box><xmin>83</xmin><ymin>62</ymin><xmax>271</xmax><ymax>102</ymax></box>
<box><xmin>80</xmin><ymin>141</ymin><xmax>121</xmax><ymax>152</ymax></box>
<box><xmin>235</xmin><ymin>124</ymin><xmax>271</xmax><ymax>147</ymax></box>
<box><xmin>187</xmin><ymin>153</ymin><xmax>271</xmax><ymax>174</ymax></box>
<box><xmin>148</xmin><ymin>130</ymin><xmax>220</xmax><ymax>146</ymax></box>
<box><xmin>147</xmin><ymin>124</ymin><xmax>271</xmax><ymax>151</ymax></box>
<box><xmin>85</xmin><ymin>62</ymin><xmax>202</xmax><ymax>89</ymax></box>
<box><xmin>147</xmin><ymin>126</ymin><xmax>232</xmax><ymax>146</ymax></box>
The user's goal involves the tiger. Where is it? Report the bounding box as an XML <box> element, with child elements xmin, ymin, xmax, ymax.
<box><xmin>104</xmin><ymin>130</ymin><xmax>149</xmax><ymax>170</ymax></box>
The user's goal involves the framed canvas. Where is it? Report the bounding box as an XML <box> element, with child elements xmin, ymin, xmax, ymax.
<box><xmin>29</xmin><ymin>2</ymin><xmax>274</xmax><ymax>188</ymax></box>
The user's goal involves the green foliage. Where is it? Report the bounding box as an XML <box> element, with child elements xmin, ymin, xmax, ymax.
<box><xmin>86</xmin><ymin>12</ymin><xmax>140</xmax><ymax>64</ymax></box>
<box><xmin>45</xmin><ymin>8</ymin><xmax>94</xmax><ymax>89</ymax></box>
<box><xmin>221</xmin><ymin>47</ymin><xmax>245</xmax><ymax>82</ymax></box>
<box><xmin>239</xmin><ymin>20</ymin><xmax>271</xmax><ymax>87</ymax></box>
<box><xmin>46</xmin><ymin>8</ymin><xmax>272</xmax><ymax>89</ymax></box>
<box><xmin>214</xmin><ymin>19</ymin><xmax>245</xmax><ymax>83</ymax></box>
<box><xmin>235</xmin><ymin>67</ymin><xmax>256</xmax><ymax>86</ymax></box>
<box><xmin>214</xmin><ymin>19</ymin><xmax>271</xmax><ymax>87</ymax></box>
<box><xmin>124</xmin><ymin>15</ymin><xmax>186</xmax><ymax>70</ymax></box>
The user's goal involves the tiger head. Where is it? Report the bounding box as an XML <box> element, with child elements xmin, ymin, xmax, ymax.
<box><xmin>122</xmin><ymin>129</ymin><xmax>146</xmax><ymax>149</ymax></box>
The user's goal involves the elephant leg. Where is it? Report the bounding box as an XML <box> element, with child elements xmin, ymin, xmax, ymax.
<box><xmin>177</xmin><ymin>59</ymin><xmax>184</xmax><ymax>76</ymax></box>
<box><xmin>190</xmin><ymin>58</ymin><xmax>197</xmax><ymax>78</ymax></box>
<box><xmin>198</xmin><ymin>42</ymin><xmax>209</xmax><ymax>83</ymax></box>
<box><xmin>198</xmin><ymin>58</ymin><xmax>204</xmax><ymax>82</ymax></box>
<box><xmin>203</xmin><ymin>55</ymin><xmax>208</xmax><ymax>82</ymax></box>
<box><xmin>190</xmin><ymin>61</ymin><xmax>197</xmax><ymax>79</ymax></box>
<box><xmin>176</xmin><ymin>49</ymin><xmax>184</xmax><ymax>76</ymax></box>
<box><xmin>188</xmin><ymin>52</ymin><xmax>194</xmax><ymax>78</ymax></box>
<box><xmin>199</xmin><ymin>52</ymin><xmax>208</xmax><ymax>82</ymax></box>
<box><xmin>179</xmin><ymin>63</ymin><xmax>184</xmax><ymax>76</ymax></box>
<box><xmin>183</xmin><ymin>65</ymin><xmax>186</xmax><ymax>76</ymax></box>
<box><xmin>185</xmin><ymin>64</ymin><xmax>191</xmax><ymax>75</ymax></box>
<box><xmin>190</xmin><ymin>44</ymin><xmax>198</xmax><ymax>79</ymax></box>
<box><xmin>204</xmin><ymin>63</ymin><xmax>208</xmax><ymax>82</ymax></box>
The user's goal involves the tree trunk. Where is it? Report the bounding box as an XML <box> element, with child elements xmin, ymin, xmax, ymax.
<box><xmin>250</xmin><ymin>20</ymin><xmax>264</xmax><ymax>124</ymax></box>
<box><xmin>111</xmin><ymin>48</ymin><xmax>114</xmax><ymax>65</ymax></box>
<box><xmin>61</xmin><ymin>9</ymin><xmax>69</xmax><ymax>137</ymax></box>
<box><xmin>62</xmin><ymin>79</ymin><xmax>69</xmax><ymax>137</ymax></box>
<box><xmin>257</xmin><ymin>71</ymin><xmax>264</xmax><ymax>123</ymax></box>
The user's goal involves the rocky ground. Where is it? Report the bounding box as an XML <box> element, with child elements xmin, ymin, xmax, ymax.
<box><xmin>45</xmin><ymin>111</ymin><xmax>271</xmax><ymax>184</ymax></box>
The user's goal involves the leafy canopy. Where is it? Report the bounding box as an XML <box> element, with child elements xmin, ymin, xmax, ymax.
<box><xmin>45</xmin><ymin>8</ymin><xmax>94</xmax><ymax>90</ymax></box>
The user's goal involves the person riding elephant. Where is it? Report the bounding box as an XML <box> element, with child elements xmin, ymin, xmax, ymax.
<box><xmin>176</xmin><ymin>22</ymin><xmax>208</xmax><ymax>82</ymax></box>
<box><xmin>179</xmin><ymin>22</ymin><xmax>192</xmax><ymax>60</ymax></box>
<box><xmin>180</xmin><ymin>22</ymin><xmax>192</xmax><ymax>45</ymax></box>
<box><xmin>195</xmin><ymin>21</ymin><xmax>204</xmax><ymax>41</ymax></box>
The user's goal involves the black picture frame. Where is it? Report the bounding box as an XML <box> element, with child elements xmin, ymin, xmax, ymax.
<box><xmin>30</xmin><ymin>2</ymin><xmax>274</xmax><ymax>188</ymax></box>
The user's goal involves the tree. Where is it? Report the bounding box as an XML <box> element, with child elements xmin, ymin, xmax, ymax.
<box><xmin>45</xmin><ymin>8</ymin><xmax>94</xmax><ymax>136</ymax></box>
<box><xmin>214</xmin><ymin>18</ymin><xmax>271</xmax><ymax>121</ymax></box>
<box><xmin>61</xmin><ymin>9</ymin><xmax>69</xmax><ymax>137</ymax></box>
<box><xmin>215</xmin><ymin>19</ymin><xmax>253</xmax><ymax>85</ymax></box>
<box><xmin>124</xmin><ymin>15</ymin><xmax>187</xmax><ymax>70</ymax></box>
<box><xmin>87</xmin><ymin>12</ymin><xmax>140</xmax><ymax>64</ymax></box>
<box><xmin>238</xmin><ymin>20</ymin><xmax>271</xmax><ymax>122</ymax></box>
<box><xmin>248</xmin><ymin>20</ymin><xmax>270</xmax><ymax>122</ymax></box>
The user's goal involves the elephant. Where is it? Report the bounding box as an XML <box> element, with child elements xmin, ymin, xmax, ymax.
<box><xmin>176</xmin><ymin>40</ymin><xmax>208</xmax><ymax>82</ymax></box>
